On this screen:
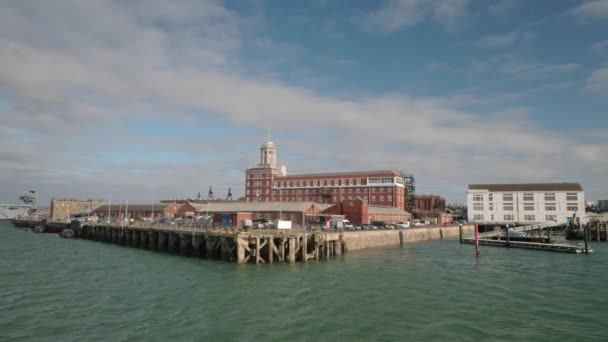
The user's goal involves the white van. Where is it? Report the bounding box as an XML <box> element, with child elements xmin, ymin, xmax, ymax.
<box><xmin>395</xmin><ymin>221</ymin><xmax>410</xmax><ymax>229</ymax></box>
<box><xmin>328</xmin><ymin>219</ymin><xmax>353</xmax><ymax>229</ymax></box>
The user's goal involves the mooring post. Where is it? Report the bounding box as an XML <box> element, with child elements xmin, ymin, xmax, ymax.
<box><xmin>584</xmin><ymin>224</ymin><xmax>589</xmax><ymax>254</ymax></box>
<box><xmin>288</xmin><ymin>237</ymin><xmax>296</xmax><ymax>263</ymax></box>
<box><xmin>235</xmin><ymin>236</ymin><xmax>245</xmax><ymax>263</ymax></box>
<box><xmin>458</xmin><ymin>224</ymin><xmax>463</xmax><ymax>244</ymax></box>
<box><xmin>475</xmin><ymin>224</ymin><xmax>480</xmax><ymax>257</ymax></box>
<box><xmin>255</xmin><ymin>236</ymin><xmax>261</xmax><ymax>264</ymax></box>
<box><xmin>596</xmin><ymin>223</ymin><xmax>601</xmax><ymax>242</ymax></box>
<box><xmin>505</xmin><ymin>225</ymin><xmax>510</xmax><ymax>247</ymax></box>
<box><xmin>302</xmin><ymin>234</ymin><xmax>308</xmax><ymax>262</ymax></box>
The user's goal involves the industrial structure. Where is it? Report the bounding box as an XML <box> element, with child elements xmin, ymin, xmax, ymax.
<box><xmin>245</xmin><ymin>141</ymin><xmax>415</xmax><ymax>211</ymax></box>
<box><xmin>466</xmin><ymin>183</ymin><xmax>585</xmax><ymax>224</ymax></box>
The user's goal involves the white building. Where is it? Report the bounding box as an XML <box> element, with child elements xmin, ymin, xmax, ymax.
<box><xmin>467</xmin><ymin>183</ymin><xmax>584</xmax><ymax>224</ymax></box>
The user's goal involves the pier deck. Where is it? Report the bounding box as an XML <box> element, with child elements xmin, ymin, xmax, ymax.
<box><xmin>11</xmin><ymin>219</ymin><xmax>475</xmax><ymax>263</ymax></box>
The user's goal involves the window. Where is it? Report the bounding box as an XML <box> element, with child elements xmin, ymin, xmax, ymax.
<box><xmin>504</xmin><ymin>214</ymin><xmax>514</xmax><ymax>221</ymax></box>
<box><xmin>523</xmin><ymin>193</ymin><xmax>534</xmax><ymax>201</ymax></box>
<box><xmin>473</xmin><ymin>204</ymin><xmax>484</xmax><ymax>211</ymax></box>
<box><xmin>567</xmin><ymin>203</ymin><xmax>579</xmax><ymax>211</ymax></box>
<box><xmin>388</xmin><ymin>195</ymin><xmax>392</xmax><ymax>201</ymax></box>
<box><xmin>546</xmin><ymin>215</ymin><xmax>556</xmax><ymax>222</ymax></box>
<box><xmin>489</xmin><ymin>194</ymin><xmax>493</xmax><ymax>201</ymax></box>
<box><xmin>524</xmin><ymin>215</ymin><xmax>535</xmax><ymax>221</ymax></box>
<box><xmin>544</xmin><ymin>193</ymin><xmax>555</xmax><ymax>201</ymax></box>
<box><xmin>372</xmin><ymin>196</ymin><xmax>377</xmax><ymax>201</ymax></box>
<box><xmin>566</xmin><ymin>193</ymin><xmax>578</xmax><ymax>201</ymax></box>
<box><xmin>545</xmin><ymin>205</ymin><xmax>556</xmax><ymax>212</ymax></box>
<box><xmin>379</xmin><ymin>196</ymin><xmax>384</xmax><ymax>201</ymax></box>
<box><xmin>473</xmin><ymin>194</ymin><xmax>483</xmax><ymax>202</ymax></box>
<box><xmin>489</xmin><ymin>204</ymin><xmax>494</xmax><ymax>211</ymax></box>
<box><xmin>523</xmin><ymin>204</ymin><xmax>535</xmax><ymax>211</ymax></box>
<box><xmin>473</xmin><ymin>214</ymin><xmax>484</xmax><ymax>221</ymax></box>
<box><xmin>503</xmin><ymin>193</ymin><xmax>513</xmax><ymax>201</ymax></box>
<box><xmin>503</xmin><ymin>204</ymin><xmax>513</xmax><ymax>211</ymax></box>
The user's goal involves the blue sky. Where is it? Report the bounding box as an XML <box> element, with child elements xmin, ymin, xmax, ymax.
<box><xmin>0</xmin><ymin>0</ymin><xmax>607</xmax><ymax>205</ymax></box>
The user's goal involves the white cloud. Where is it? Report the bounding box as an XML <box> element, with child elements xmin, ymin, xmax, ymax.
<box><xmin>587</xmin><ymin>67</ymin><xmax>608</xmax><ymax>92</ymax></box>
<box><xmin>477</xmin><ymin>31</ymin><xmax>519</xmax><ymax>49</ymax></box>
<box><xmin>0</xmin><ymin>0</ymin><xmax>606</xmax><ymax>204</ymax></box>
<box><xmin>488</xmin><ymin>0</ymin><xmax>522</xmax><ymax>17</ymax></box>
<box><xmin>476</xmin><ymin>31</ymin><xmax>535</xmax><ymax>49</ymax></box>
<box><xmin>572</xmin><ymin>0</ymin><xmax>608</xmax><ymax>19</ymax></box>
<box><xmin>589</xmin><ymin>39</ymin><xmax>608</xmax><ymax>53</ymax></box>
<box><xmin>356</xmin><ymin>0</ymin><xmax>468</xmax><ymax>33</ymax></box>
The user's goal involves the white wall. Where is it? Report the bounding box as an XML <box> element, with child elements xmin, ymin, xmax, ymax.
<box><xmin>467</xmin><ymin>189</ymin><xmax>585</xmax><ymax>224</ymax></box>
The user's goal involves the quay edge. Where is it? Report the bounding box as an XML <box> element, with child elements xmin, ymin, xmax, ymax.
<box><xmin>10</xmin><ymin>219</ymin><xmax>475</xmax><ymax>264</ymax></box>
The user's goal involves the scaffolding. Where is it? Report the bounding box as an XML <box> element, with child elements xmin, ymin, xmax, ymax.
<box><xmin>404</xmin><ymin>175</ymin><xmax>415</xmax><ymax>213</ymax></box>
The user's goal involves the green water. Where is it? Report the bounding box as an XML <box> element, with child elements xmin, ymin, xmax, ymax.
<box><xmin>1</xmin><ymin>221</ymin><xmax>607</xmax><ymax>341</ymax></box>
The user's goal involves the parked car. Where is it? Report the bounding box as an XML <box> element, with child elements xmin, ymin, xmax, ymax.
<box><xmin>395</xmin><ymin>221</ymin><xmax>411</xmax><ymax>229</ymax></box>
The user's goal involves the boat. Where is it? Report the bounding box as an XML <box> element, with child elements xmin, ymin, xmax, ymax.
<box><xmin>0</xmin><ymin>190</ymin><xmax>37</xmax><ymax>220</ymax></box>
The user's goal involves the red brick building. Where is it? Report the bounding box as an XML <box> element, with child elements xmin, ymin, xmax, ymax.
<box><xmin>322</xmin><ymin>199</ymin><xmax>412</xmax><ymax>225</ymax></box>
<box><xmin>414</xmin><ymin>195</ymin><xmax>446</xmax><ymax>211</ymax></box>
<box><xmin>245</xmin><ymin>141</ymin><xmax>408</xmax><ymax>209</ymax></box>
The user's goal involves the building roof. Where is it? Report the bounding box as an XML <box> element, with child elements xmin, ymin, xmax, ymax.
<box><xmin>368</xmin><ymin>205</ymin><xmax>411</xmax><ymax>215</ymax></box>
<box><xmin>281</xmin><ymin>170</ymin><xmax>406</xmax><ymax>178</ymax></box>
<box><xmin>93</xmin><ymin>204</ymin><xmax>172</xmax><ymax>213</ymax></box>
<box><xmin>261</xmin><ymin>141</ymin><xmax>275</xmax><ymax>148</ymax></box>
<box><xmin>188</xmin><ymin>201</ymin><xmax>322</xmax><ymax>213</ymax></box>
<box><xmin>468</xmin><ymin>183</ymin><xmax>583</xmax><ymax>192</ymax></box>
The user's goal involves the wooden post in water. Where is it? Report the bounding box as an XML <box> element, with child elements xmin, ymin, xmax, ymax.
<box><xmin>583</xmin><ymin>224</ymin><xmax>589</xmax><ymax>254</ymax></box>
<box><xmin>458</xmin><ymin>224</ymin><xmax>463</xmax><ymax>244</ymax></box>
<box><xmin>596</xmin><ymin>223</ymin><xmax>601</xmax><ymax>242</ymax></box>
<box><xmin>505</xmin><ymin>225</ymin><xmax>510</xmax><ymax>247</ymax></box>
<box><xmin>302</xmin><ymin>234</ymin><xmax>308</xmax><ymax>262</ymax></box>
<box><xmin>475</xmin><ymin>224</ymin><xmax>480</xmax><ymax>257</ymax></box>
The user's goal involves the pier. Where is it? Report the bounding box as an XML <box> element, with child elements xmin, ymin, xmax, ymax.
<box><xmin>463</xmin><ymin>223</ymin><xmax>594</xmax><ymax>254</ymax></box>
<box><xmin>462</xmin><ymin>238</ymin><xmax>589</xmax><ymax>253</ymax></box>
<box><xmin>11</xmin><ymin>219</ymin><xmax>475</xmax><ymax>263</ymax></box>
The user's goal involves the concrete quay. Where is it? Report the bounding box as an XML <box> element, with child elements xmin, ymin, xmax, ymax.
<box><xmin>12</xmin><ymin>219</ymin><xmax>475</xmax><ymax>264</ymax></box>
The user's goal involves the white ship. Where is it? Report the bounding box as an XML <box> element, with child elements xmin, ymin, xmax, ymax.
<box><xmin>0</xmin><ymin>191</ymin><xmax>37</xmax><ymax>220</ymax></box>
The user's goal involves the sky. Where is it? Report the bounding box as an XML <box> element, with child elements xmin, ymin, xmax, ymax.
<box><xmin>1</xmin><ymin>0</ymin><xmax>607</xmax><ymax>206</ymax></box>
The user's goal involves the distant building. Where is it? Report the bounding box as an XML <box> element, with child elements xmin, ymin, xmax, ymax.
<box><xmin>322</xmin><ymin>199</ymin><xmax>412</xmax><ymax>225</ymax></box>
<box><xmin>50</xmin><ymin>198</ymin><xmax>104</xmax><ymax>221</ymax></box>
<box><xmin>414</xmin><ymin>195</ymin><xmax>445</xmax><ymax>211</ymax></box>
<box><xmin>597</xmin><ymin>200</ymin><xmax>608</xmax><ymax>213</ymax></box>
<box><xmin>178</xmin><ymin>201</ymin><xmax>327</xmax><ymax>226</ymax></box>
<box><xmin>93</xmin><ymin>203</ymin><xmax>183</xmax><ymax>222</ymax></box>
<box><xmin>245</xmin><ymin>141</ymin><xmax>412</xmax><ymax>210</ymax></box>
<box><xmin>467</xmin><ymin>183</ymin><xmax>585</xmax><ymax>224</ymax></box>
<box><xmin>414</xmin><ymin>211</ymin><xmax>453</xmax><ymax>226</ymax></box>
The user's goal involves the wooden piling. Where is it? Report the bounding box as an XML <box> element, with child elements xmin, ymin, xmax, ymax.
<box><xmin>458</xmin><ymin>224</ymin><xmax>463</xmax><ymax>244</ymax></box>
<box><xmin>302</xmin><ymin>234</ymin><xmax>308</xmax><ymax>262</ymax></box>
<box><xmin>288</xmin><ymin>237</ymin><xmax>296</xmax><ymax>263</ymax></box>
<box><xmin>255</xmin><ymin>236</ymin><xmax>261</xmax><ymax>264</ymax></box>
